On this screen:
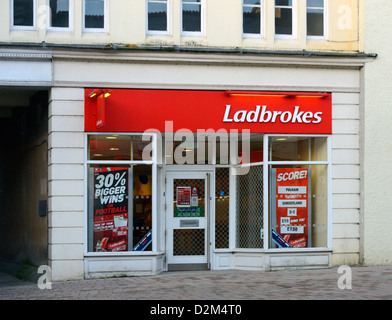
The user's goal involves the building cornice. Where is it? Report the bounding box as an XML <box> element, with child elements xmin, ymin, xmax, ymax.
<box><xmin>0</xmin><ymin>42</ymin><xmax>376</xmax><ymax>68</ymax></box>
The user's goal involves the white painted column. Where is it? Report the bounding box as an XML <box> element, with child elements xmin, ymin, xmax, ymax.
<box><xmin>48</xmin><ymin>87</ymin><xmax>85</xmax><ymax>281</ymax></box>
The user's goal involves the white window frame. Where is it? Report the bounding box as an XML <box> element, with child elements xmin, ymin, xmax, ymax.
<box><xmin>181</xmin><ymin>0</ymin><xmax>206</xmax><ymax>37</ymax></box>
<box><xmin>146</xmin><ymin>0</ymin><xmax>171</xmax><ymax>36</ymax></box>
<box><xmin>306</xmin><ymin>0</ymin><xmax>328</xmax><ymax>41</ymax></box>
<box><xmin>262</xmin><ymin>134</ymin><xmax>332</xmax><ymax>251</ymax></box>
<box><xmin>46</xmin><ymin>0</ymin><xmax>74</xmax><ymax>32</ymax></box>
<box><xmin>10</xmin><ymin>0</ymin><xmax>37</xmax><ymax>31</ymax></box>
<box><xmin>274</xmin><ymin>0</ymin><xmax>297</xmax><ymax>40</ymax></box>
<box><xmin>242</xmin><ymin>0</ymin><xmax>265</xmax><ymax>39</ymax></box>
<box><xmin>82</xmin><ymin>0</ymin><xmax>109</xmax><ymax>34</ymax></box>
<box><xmin>84</xmin><ymin>132</ymin><xmax>158</xmax><ymax>256</ymax></box>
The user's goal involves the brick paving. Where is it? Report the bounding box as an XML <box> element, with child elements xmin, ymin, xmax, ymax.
<box><xmin>1</xmin><ymin>266</ymin><xmax>392</xmax><ymax>301</ymax></box>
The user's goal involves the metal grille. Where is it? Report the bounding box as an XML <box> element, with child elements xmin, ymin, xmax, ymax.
<box><xmin>215</xmin><ymin>168</ymin><xmax>229</xmax><ymax>248</ymax></box>
<box><xmin>173</xmin><ymin>229</ymin><xmax>205</xmax><ymax>256</ymax></box>
<box><xmin>236</xmin><ymin>165</ymin><xmax>263</xmax><ymax>248</ymax></box>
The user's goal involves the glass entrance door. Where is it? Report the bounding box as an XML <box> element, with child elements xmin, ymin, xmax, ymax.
<box><xmin>166</xmin><ymin>171</ymin><xmax>211</xmax><ymax>271</ymax></box>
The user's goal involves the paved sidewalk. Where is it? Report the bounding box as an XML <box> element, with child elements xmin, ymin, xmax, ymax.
<box><xmin>1</xmin><ymin>266</ymin><xmax>392</xmax><ymax>300</ymax></box>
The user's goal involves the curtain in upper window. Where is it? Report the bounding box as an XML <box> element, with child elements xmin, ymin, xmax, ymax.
<box><xmin>182</xmin><ymin>0</ymin><xmax>202</xmax><ymax>33</ymax></box>
<box><xmin>147</xmin><ymin>0</ymin><xmax>168</xmax><ymax>32</ymax></box>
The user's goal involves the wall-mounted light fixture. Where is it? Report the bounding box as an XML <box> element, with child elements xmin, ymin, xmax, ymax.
<box><xmin>88</xmin><ymin>89</ymin><xmax>112</xmax><ymax>129</ymax></box>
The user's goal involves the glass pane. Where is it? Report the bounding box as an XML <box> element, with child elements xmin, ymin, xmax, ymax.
<box><xmin>236</xmin><ymin>165</ymin><xmax>263</xmax><ymax>248</ymax></box>
<box><xmin>173</xmin><ymin>178</ymin><xmax>205</xmax><ymax>217</ymax></box>
<box><xmin>275</xmin><ymin>0</ymin><xmax>292</xmax><ymax>6</ymax></box>
<box><xmin>269</xmin><ymin>165</ymin><xmax>328</xmax><ymax>248</ymax></box>
<box><xmin>13</xmin><ymin>0</ymin><xmax>34</xmax><ymax>26</ymax></box>
<box><xmin>132</xmin><ymin>165</ymin><xmax>153</xmax><ymax>250</ymax></box>
<box><xmin>239</xmin><ymin>133</ymin><xmax>263</xmax><ymax>164</ymax></box>
<box><xmin>50</xmin><ymin>0</ymin><xmax>69</xmax><ymax>28</ymax></box>
<box><xmin>148</xmin><ymin>2</ymin><xmax>167</xmax><ymax>31</ymax></box>
<box><xmin>85</xmin><ymin>0</ymin><xmax>104</xmax><ymax>29</ymax></box>
<box><xmin>88</xmin><ymin>135</ymin><xmax>153</xmax><ymax>161</ymax></box>
<box><xmin>307</xmin><ymin>9</ymin><xmax>324</xmax><ymax>36</ymax></box>
<box><xmin>215</xmin><ymin>168</ymin><xmax>229</xmax><ymax>249</ymax></box>
<box><xmin>275</xmin><ymin>8</ymin><xmax>292</xmax><ymax>35</ymax></box>
<box><xmin>244</xmin><ymin>0</ymin><xmax>260</xmax><ymax>4</ymax></box>
<box><xmin>243</xmin><ymin>6</ymin><xmax>261</xmax><ymax>34</ymax></box>
<box><xmin>307</xmin><ymin>0</ymin><xmax>323</xmax><ymax>7</ymax></box>
<box><xmin>269</xmin><ymin>136</ymin><xmax>327</xmax><ymax>162</ymax></box>
<box><xmin>182</xmin><ymin>3</ymin><xmax>201</xmax><ymax>32</ymax></box>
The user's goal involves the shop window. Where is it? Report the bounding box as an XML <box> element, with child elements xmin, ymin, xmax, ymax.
<box><xmin>269</xmin><ymin>136</ymin><xmax>327</xmax><ymax>162</ymax></box>
<box><xmin>48</xmin><ymin>0</ymin><xmax>72</xmax><ymax>30</ymax></box>
<box><xmin>11</xmin><ymin>0</ymin><xmax>36</xmax><ymax>30</ymax></box>
<box><xmin>147</xmin><ymin>0</ymin><xmax>169</xmax><ymax>34</ymax></box>
<box><xmin>181</xmin><ymin>0</ymin><xmax>205</xmax><ymax>35</ymax></box>
<box><xmin>215</xmin><ymin>168</ymin><xmax>230</xmax><ymax>249</ymax></box>
<box><xmin>88</xmin><ymin>135</ymin><xmax>151</xmax><ymax>161</ymax></box>
<box><xmin>164</xmin><ymin>132</ymin><xmax>262</xmax><ymax>165</ymax></box>
<box><xmin>307</xmin><ymin>0</ymin><xmax>326</xmax><ymax>39</ymax></box>
<box><xmin>87</xmin><ymin>134</ymin><xmax>154</xmax><ymax>253</ymax></box>
<box><xmin>268</xmin><ymin>136</ymin><xmax>329</xmax><ymax>249</ymax></box>
<box><xmin>236</xmin><ymin>165</ymin><xmax>264</xmax><ymax>248</ymax></box>
<box><xmin>88</xmin><ymin>165</ymin><xmax>152</xmax><ymax>252</ymax></box>
<box><xmin>275</xmin><ymin>0</ymin><xmax>296</xmax><ymax>39</ymax></box>
<box><xmin>243</xmin><ymin>0</ymin><xmax>264</xmax><ymax>37</ymax></box>
<box><xmin>83</xmin><ymin>0</ymin><xmax>108</xmax><ymax>32</ymax></box>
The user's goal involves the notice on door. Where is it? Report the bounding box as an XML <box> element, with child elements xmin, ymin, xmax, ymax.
<box><xmin>176</xmin><ymin>186</ymin><xmax>191</xmax><ymax>207</ymax></box>
<box><xmin>273</xmin><ymin>168</ymin><xmax>310</xmax><ymax>248</ymax></box>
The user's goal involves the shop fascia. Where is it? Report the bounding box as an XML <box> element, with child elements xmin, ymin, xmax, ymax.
<box><xmin>85</xmin><ymin>89</ymin><xmax>332</xmax><ymax>172</ymax></box>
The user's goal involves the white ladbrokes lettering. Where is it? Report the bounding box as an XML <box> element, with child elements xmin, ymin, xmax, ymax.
<box><xmin>223</xmin><ymin>105</ymin><xmax>322</xmax><ymax>124</ymax></box>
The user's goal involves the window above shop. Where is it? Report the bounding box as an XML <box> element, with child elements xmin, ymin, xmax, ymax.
<box><xmin>83</xmin><ymin>0</ymin><xmax>108</xmax><ymax>33</ymax></box>
<box><xmin>275</xmin><ymin>0</ymin><xmax>297</xmax><ymax>39</ymax></box>
<box><xmin>147</xmin><ymin>0</ymin><xmax>170</xmax><ymax>35</ymax></box>
<box><xmin>11</xmin><ymin>0</ymin><xmax>36</xmax><ymax>30</ymax></box>
<box><xmin>306</xmin><ymin>0</ymin><xmax>327</xmax><ymax>40</ymax></box>
<box><xmin>242</xmin><ymin>0</ymin><xmax>264</xmax><ymax>38</ymax></box>
<box><xmin>47</xmin><ymin>0</ymin><xmax>73</xmax><ymax>31</ymax></box>
<box><xmin>181</xmin><ymin>0</ymin><xmax>205</xmax><ymax>36</ymax></box>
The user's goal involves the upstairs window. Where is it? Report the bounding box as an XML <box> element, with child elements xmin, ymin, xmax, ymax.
<box><xmin>83</xmin><ymin>0</ymin><xmax>108</xmax><ymax>33</ymax></box>
<box><xmin>275</xmin><ymin>0</ymin><xmax>296</xmax><ymax>39</ymax></box>
<box><xmin>11</xmin><ymin>0</ymin><xmax>36</xmax><ymax>30</ymax></box>
<box><xmin>243</xmin><ymin>0</ymin><xmax>264</xmax><ymax>38</ymax></box>
<box><xmin>307</xmin><ymin>0</ymin><xmax>326</xmax><ymax>39</ymax></box>
<box><xmin>147</xmin><ymin>0</ymin><xmax>169</xmax><ymax>34</ymax></box>
<box><xmin>48</xmin><ymin>0</ymin><xmax>72</xmax><ymax>31</ymax></box>
<box><xmin>181</xmin><ymin>0</ymin><xmax>205</xmax><ymax>36</ymax></box>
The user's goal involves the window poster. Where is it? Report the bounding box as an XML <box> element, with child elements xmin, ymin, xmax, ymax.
<box><xmin>93</xmin><ymin>167</ymin><xmax>129</xmax><ymax>252</ymax></box>
<box><xmin>272</xmin><ymin>168</ymin><xmax>311</xmax><ymax>248</ymax></box>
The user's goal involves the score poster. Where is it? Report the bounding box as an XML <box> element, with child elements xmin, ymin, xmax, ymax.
<box><xmin>93</xmin><ymin>167</ymin><xmax>129</xmax><ymax>252</ymax></box>
<box><xmin>273</xmin><ymin>168</ymin><xmax>310</xmax><ymax>248</ymax></box>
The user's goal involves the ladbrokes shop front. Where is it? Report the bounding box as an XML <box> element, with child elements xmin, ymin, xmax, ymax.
<box><xmin>47</xmin><ymin>50</ymin><xmax>364</xmax><ymax>280</ymax></box>
<box><xmin>83</xmin><ymin>88</ymin><xmax>334</xmax><ymax>277</ymax></box>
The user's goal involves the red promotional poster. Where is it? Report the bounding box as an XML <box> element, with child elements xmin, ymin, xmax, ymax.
<box><xmin>93</xmin><ymin>167</ymin><xmax>129</xmax><ymax>252</ymax></box>
<box><xmin>176</xmin><ymin>186</ymin><xmax>191</xmax><ymax>207</ymax></box>
<box><xmin>275</xmin><ymin>168</ymin><xmax>310</xmax><ymax>248</ymax></box>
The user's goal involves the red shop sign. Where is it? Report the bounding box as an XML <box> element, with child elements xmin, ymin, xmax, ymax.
<box><xmin>85</xmin><ymin>89</ymin><xmax>331</xmax><ymax>134</ymax></box>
